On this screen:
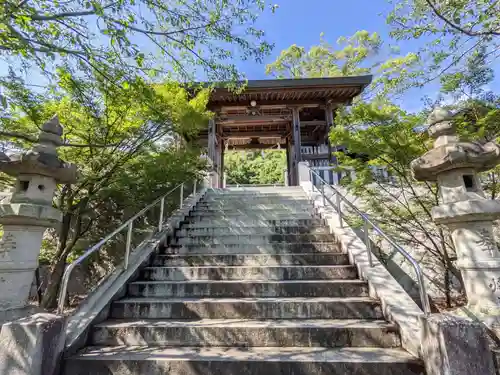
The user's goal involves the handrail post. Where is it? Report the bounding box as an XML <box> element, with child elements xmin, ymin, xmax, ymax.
<box><xmin>57</xmin><ymin>264</ymin><xmax>75</xmax><ymax>314</ymax></box>
<box><xmin>336</xmin><ymin>192</ymin><xmax>343</xmax><ymax>228</ymax></box>
<box><xmin>179</xmin><ymin>183</ymin><xmax>184</xmax><ymax>208</ymax></box>
<box><xmin>124</xmin><ymin>221</ymin><xmax>133</xmax><ymax>270</ymax></box>
<box><xmin>193</xmin><ymin>180</ymin><xmax>197</xmax><ymax>196</ymax></box>
<box><xmin>416</xmin><ymin>267</ymin><xmax>432</xmax><ymax>315</ymax></box>
<box><xmin>158</xmin><ymin>197</ymin><xmax>165</xmax><ymax>232</ymax></box>
<box><xmin>321</xmin><ymin>181</ymin><xmax>326</xmax><ymax>206</ymax></box>
<box><xmin>363</xmin><ymin>218</ymin><xmax>373</xmax><ymax>267</ymax></box>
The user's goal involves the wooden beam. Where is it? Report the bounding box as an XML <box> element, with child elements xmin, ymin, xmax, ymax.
<box><xmin>216</xmin><ymin>102</ymin><xmax>324</xmax><ymax>111</ymax></box>
<box><xmin>218</xmin><ymin>115</ymin><xmax>289</xmax><ymax>124</ymax></box>
<box><xmin>222</xmin><ymin>132</ymin><xmax>286</xmax><ymax>139</ymax></box>
<box><xmin>210</xmin><ymin>84</ymin><xmax>361</xmax><ymax>99</ymax></box>
<box><xmin>227</xmin><ymin>143</ymin><xmax>287</xmax><ymax>150</ymax></box>
<box><xmin>209</xmin><ymin>99</ymin><xmax>351</xmax><ymax>111</ymax></box>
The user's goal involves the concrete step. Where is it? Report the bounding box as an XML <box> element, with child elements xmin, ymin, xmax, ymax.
<box><xmin>110</xmin><ymin>297</ymin><xmax>384</xmax><ymax>319</ymax></box>
<box><xmin>206</xmin><ymin>188</ymin><xmax>305</xmax><ymax>194</ymax></box>
<box><xmin>183</xmin><ymin>218</ymin><xmax>326</xmax><ymax>228</ymax></box>
<box><xmin>176</xmin><ymin>226</ymin><xmax>330</xmax><ymax>236</ymax></box>
<box><xmin>204</xmin><ymin>196</ymin><xmax>309</xmax><ymax>200</ymax></box>
<box><xmin>140</xmin><ymin>265</ymin><xmax>357</xmax><ymax>281</ymax></box>
<box><xmin>186</xmin><ymin>212</ymin><xmax>316</xmax><ymax>221</ymax></box>
<box><xmin>205</xmin><ymin>187</ymin><xmax>305</xmax><ymax>192</ymax></box>
<box><xmin>90</xmin><ymin>319</ymin><xmax>400</xmax><ymax>347</ymax></box>
<box><xmin>175</xmin><ymin>234</ymin><xmax>335</xmax><ymax>245</ymax></box>
<box><xmin>202</xmin><ymin>195</ymin><xmax>309</xmax><ymax>201</ymax></box>
<box><xmin>64</xmin><ymin>346</ymin><xmax>423</xmax><ymax>375</ymax></box>
<box><xmin>195</xmin><ymin>202</ymin><xmax>313</xmax><ymax>209</ymax></box>
<box><xmin>163</xmin><ymin>242</ymin><xmax>342</xmax><ymax>255</ymax></box>
<box><xmin>127</xmin><ymin>280</ymin><xmax>369</xmax><ymax>298</ymax></box>
<box><xmin>200</xmin><ymin>197</ymin><xmax>311</xmax><ymax>204</ymax></box>
<box><xmin>151</xmin><ymin>252</ymin><xmax>349</xmax><ymax>266</ymax></box>
<box><xmin>188</xmin><ymin>210</ymin><xmax>315</xmax><ymax>217</ymax></box>
<box><xmin>191</xmin><ymin>205</ymin><xmax>315</xmax><ymax>213</ymax></box>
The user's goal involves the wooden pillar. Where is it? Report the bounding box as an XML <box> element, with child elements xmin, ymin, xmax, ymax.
<box><xmin>208</xmin><ymin>117</ymin><xmax>224</xmax><ymax>188</ymax></box>
<box><xmin>214</xmin><ymin>135</ymin><xmax>222</xmax><ymax>188</ymax></box>
<box><xmin>207</xmin><ymin>118</ymin><xmax>216</xmax><ymax>187</ymax></box>
<box><xmin>291</xmin><ymin>107</ymin><xmax>301</xmax><ymax>186</ymax></box>
<box><xmin>325</xmin><ymin>103</ymin><xmax>338</xmax><ymax>184</ymax></box>
<box><xmin>208</xmin><ymin>118</ymin><xmax>216</xmax><ymax>167</ymax></box>
<box><xmin>285</xmin><ymin>136</ymin><xmax>292</xmax><ymax>186</ymax></box>
<box><xmin>219</xmin><ymin>139</ymin><xmax>225</xmax><ymax>188</ymax></box>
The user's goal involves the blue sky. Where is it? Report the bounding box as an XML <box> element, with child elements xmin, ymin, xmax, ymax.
<box><xmin>2</xmin><ymin>0</ymin><xmax>498</xmax><ymax>113</ymax></box>
<box><xmin>240</xmin><ymin>0</ymin><xmax>398</xmax><ymax>78</ymax></box>
<box><xmin>236</xmin><ymin>0</ymin><xmax>500</xmax><ymax>111</ymax></box>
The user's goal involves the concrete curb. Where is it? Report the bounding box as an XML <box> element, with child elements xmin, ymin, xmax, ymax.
<box><xmin>300</xmin><ymin>181</ymin><xmax>424</xmax><ymax>357</ymax></box>
<box><xmin>63</xmin><ymin>187</ymin><xmax>208</xmax><ymax>355</ymax></box>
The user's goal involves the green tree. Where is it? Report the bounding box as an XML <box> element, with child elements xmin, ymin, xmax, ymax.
<box><xmin>330</xmin><ymin>102</ymin><xmax>463</xmax><ymax>305</ymax></box>
<box><xmin>330</xmin><ymin>76</ymin><xmax>500</xmax><ymax>305</ymax></box>
<box><xmin>387</xmin><ymin>0</ymin><xmax>500</xmax><ymax>88</ymax></box>
<box><xmin>224</xmin><ymin>152</ymin><xmax>256</xmax><ymax>185</ymax></box>
<box><xmin>265</xmin><ymin>30</ymin><xmax>422</xmax><ymax>99</ymax></box>
<box><xmin>251</xmin><ymin>150</ymin><xmax>287</xmax><ymax>185</ymax></box>
<box><xmin>266</xmin><ymin>31</ymin><xmax>381</xmax><ymax>78</ymax></box>
<box><xmin>2</xmin><ymin>71</ymin><xmax>211</xmax><ymax>309</ymax></box>
<box><xmin>0</xmin><ymin>0</ymin><xmax>274</xmax><ymax>87</ymax></box>
<box><xmin>265</xmin><ymin>30</ymin><xmax>500</xmax><ymax>305</ymax></box>
<box><xmin>224</xmin><ymin>150</ymin><xmax>286</xmax><ymax>185</ymax></box>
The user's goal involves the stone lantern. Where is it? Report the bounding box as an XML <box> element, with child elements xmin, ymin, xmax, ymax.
<box><xmin>411</xmin><ymin>107</ymin><xmax>500</xmax><ymax>316</ymax></box>
<box><xmin>0</xmin><ymin>115</ymin><xmax>77</xmax><ymax>310</ymax></box>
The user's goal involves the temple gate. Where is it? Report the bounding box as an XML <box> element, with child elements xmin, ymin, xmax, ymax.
<box><xmin>197</xmin><ymin>76</ymin><xmax>372</xmax><ymax>187</ymax></box>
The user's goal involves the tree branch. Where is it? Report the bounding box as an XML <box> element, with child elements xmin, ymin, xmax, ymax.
<box><xmin>29</xmin><ymin>2</ymin><xmax>119</xmax><ymax>21</ymax></box>
<box><xmin>30</xmin><ymin>9</ymin><xmax>95</xmax><ymax>21</ymax></box>
<box><xmin>424</xmin><ymin>0</ymin><xmax>500</xmax><ymax>37</ymax></box>
<box><xmin>111</xmin><ymin>19</ymin><xmax>213</xmax><ymax>37</ymax></box>
<box><xmin>0</xmin><ymin>130</ymin><xmax>119</xmax><ymax>148</ymax></box>
<box><xmin>420</xmin><ymin>39</ymin><xmax>482</xmax><ymax>86</ymax></box>
<box><xmin>142</xmin><ymin>33</ymin><xmax>191</xmax><ymax>77</ymax></box>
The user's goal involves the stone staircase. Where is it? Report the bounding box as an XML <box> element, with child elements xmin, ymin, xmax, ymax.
<box><xmin>63</xmin><ymin>186</ymin><xmax>424</xmax><ymax>375</ymax></box>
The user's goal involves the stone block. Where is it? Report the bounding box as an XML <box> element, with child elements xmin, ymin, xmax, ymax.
<box><xmin>0</xmin><ymin>225</ymin><xmax>46</xmax><ymax>309</ymax></box>
<box><xmin>420</xmin><ymin>313</ymin><xmax>496</xmax><ymax>375</ymax></box>
<box><xmin>0</xmin><ymin>306</ymin><xmax>44</xmax><ymax>327</ymax></box>
<box><xmin>0</xmin><ymin>313</ymin><xmax>65</xmax><ymax>375</ymax></box>
<box><xmin>110</xmin><ymin>297</ymin><xmax>384</xmax><ymax>320</ymax></box>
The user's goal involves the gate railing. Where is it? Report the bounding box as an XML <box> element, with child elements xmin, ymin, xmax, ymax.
<box><xmin>307</xmin><ymin>166</ymin><xmax>431</xmax><ymax>315</ymax></box>
<box><xmin>57</xmin><ymin>181</ymin><xmax>197</xmax><ymax>314</ymax></box>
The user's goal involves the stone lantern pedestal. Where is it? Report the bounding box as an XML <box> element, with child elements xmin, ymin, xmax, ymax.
<box><xmin>411</xmin><ymin>108</ymin><xmax>500</xmax><ymax>317</ymax></box>
<box><xmin>0</xmin><ymin>116</ymin><xmax>77</xmax><ymax>311</ymax></box>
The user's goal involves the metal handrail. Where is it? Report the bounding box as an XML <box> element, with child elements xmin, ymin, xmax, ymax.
<box><xmin>57</xmin><ymin>181</ymin><xmax>196</xmax><ymax>314</ymax></box>
<box><xmin>308</xmin><ymin>167</ymin><xmax>431</xmax><ymax>316</ymax></box>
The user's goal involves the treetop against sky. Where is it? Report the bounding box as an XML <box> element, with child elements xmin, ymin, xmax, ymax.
<box><xmin>1</xmin><ymin>0</ymin><xmax>499</xmax><ymax>112</ymax></box>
